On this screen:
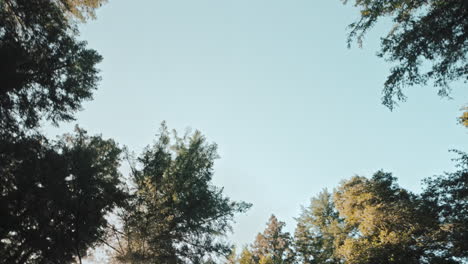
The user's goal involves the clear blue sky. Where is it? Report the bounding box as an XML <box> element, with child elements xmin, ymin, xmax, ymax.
<box><xmin>45</xmin><ymin>0</ymin><xmax>467</xmax><ymax>250</ymax></box>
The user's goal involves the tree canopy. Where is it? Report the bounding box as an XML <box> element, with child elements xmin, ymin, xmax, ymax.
<box><xmin>114</xmin><ymin>124</ymin><xmax>251</xmax><ymax>264</ymax></box>
<box><xmin>294</xmin><ymin>190</ymin><xmax>343</xmax><ymax>264</ymax></box>
<box><xmin>0</xmin><ymin>128</ymin><xmax>127</xmax><ymax>263</ymax></box>
<box><xmin>0</xmin><ymin>0</ymin><xmax>103</xmax><ymax>134</ymax></box>
<box><xmin>1</xmin><ymin>1</ymin><xmax>467</xmax><ymax>263</ymax></box>
<box><xmin>343</xmin><ymin>0</ymin><xmax>468</xmax><ymax>109</ymax></box>
<box><xmin>238</xmin><ymin>160</ymin><xmax>467</xmax><ymax>264</ymax></box>
<box><xmin>422</xmin><ymin>150</ymin><xmax>468</xmax><ymax>261</ymax></box>
<box><xmin>234</xmin><ymin>215</ymin><xmax>295</xmax><ymax>264</ymax></box>
<box><xmin>0</xmin><ymin>1</ymin><xmax>125</xmax><ymax>263</ymax></box>
<box><xmin>333</xmin><ymin>172</ymin><xmax>428</xmax><ymax>264</ymax></box>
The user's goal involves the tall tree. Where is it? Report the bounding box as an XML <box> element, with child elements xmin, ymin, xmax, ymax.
<box><xmin>0</xmin><ymin>0</ymin><xmax>104</xmax><ymax>134</ymax></box>
<box><xmin>0</xmin><ymin>128</ymin><xmax>127</xmax><ymax>264</ymax></box>
<box><xmin>422</xmin><ymin>150</ymin><xmax>468</xmax><ymax>262</ymax></box>
<box><xmin>251</xmin><ymin>215</ymin><xmax>295</xmax><ymax>264</ymax></box>
<box><xmin>294</xmin><ymin>190</ymin><xmax>344</xmax><ymax>264</ymax></box>
<box><xmin>239</xmin><ymin>247</ymin><xmax>255</xmax><ymax>264</ymax></box>
<box><xmin>333</xmin><ymin>171</ymin><xmax>432</xmax><ymax>264</ymax></box>
<box><xmin>115</xmin><ymin>124</ymin><xmax>251</xmax><ymax>263</ymax></box>
<box><xmin>342</xmin><ymin>0</ymin><xmax>468</xmax><ymax>109</ymax></box>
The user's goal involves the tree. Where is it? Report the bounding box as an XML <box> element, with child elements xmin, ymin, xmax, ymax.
<box><xmin>422</xmin><ymin>150</ymin><xmax>468</xmax><ymax>262</ymax></box>
<box><xmin>333</xmin><ymin>171</ymin><xmax>433</xmax><ymax>264</ymax></box>
<box><xmin>291</xmin><ymin>169</ymin><xmax>466</xmax><ymax>264</ymax></box>
<box><xmin>0</xmin><ymin>0</ymin><xmax>104</xmax><ymax>134</ymax></box>
<box><xmin>0</xmin><ymin>1</ymin><xmax>130</xmax><ymax>263</ymax></box>
<box><xmin>251</xmin><ymin>215</ymin><xmax>295</xmax><ymax>264</ymax></box>
<box><xmin>294</xmin><ymin>190</ymin><xmax>344</xmax><ymax>264</ymax></box>
<box><xmin>115</xmin><ymin>124</ymin><xmax>251</xmax><ymax>263</ymax></box>
<box><xmin>239</xmin><ymin>247</ymin><xmax>255</xmax><ymax>264</ymax></box>
<box><xmin>343</xmin><ymin>0</ymin><xmax>468</xmax><ymax>109</ymax></box>
<box><xmin>0</xmin><ymin>128</ymin><xmax>127</xmax><ymax>264</ymax></box>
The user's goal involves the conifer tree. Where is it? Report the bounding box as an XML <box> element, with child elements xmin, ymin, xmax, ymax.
<box><xmin>0</xmin><ymin>128</ymin><xmax>127</xmax><ymax>263</ymax></box>
<box><xmin>294</xmin><ymin>190</ymin><xmax>343</xmax><ymax>264</ymax></box>
<box><xmin>251</xmin><ymin>215</ymin><xmax>295</xmax><ymax>264</ymax></box>
<box><xmin>115</xmin><ymin>124</ymin><xmax>251</xmax><ymax>263</ymax></box>
<box><xmin>0</xmin><ymin>0</ymin><xmax>105</xmax><ymax>134</ymax></box>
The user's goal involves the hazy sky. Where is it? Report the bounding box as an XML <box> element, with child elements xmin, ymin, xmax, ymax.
<box><xmin>45</xmin><ymin>0</ymin><xmax>468</xmax><ymax>251</ymax></box>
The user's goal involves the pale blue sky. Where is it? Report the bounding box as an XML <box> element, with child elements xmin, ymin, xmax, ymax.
<box><xmin>45</xmin><ymin>0</ymin><xmax>467</xmax><ymax>249</ymax></box>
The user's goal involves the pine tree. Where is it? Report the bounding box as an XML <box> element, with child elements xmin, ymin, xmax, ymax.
<box><xmin>251</xmin><ymin>215</ymin><xmax>295</xmax><ymax>264</ymax></box>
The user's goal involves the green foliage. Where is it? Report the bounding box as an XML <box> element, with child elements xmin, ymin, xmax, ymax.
<box><xmin>0</xmin><ymin>0</ymin><xmax>102</xmax><ymax>134</ymax></box>
<box><xmin>290</xmin><ymin>168</ymin><xmax>468</xmax><ymax>264</ymax></box>
<box><xmin>0</xmin><ymin>1</ymin><xmax>123</xmax><ymax>263</ymax></box>
<box><xmin>251</xmin><ymin>215</ymin><xmax>295</xmax><ymax>264</ymax></box>
<box><xmin>422</xmin><ymin>150</ymin><xmax>468</xmax><ymax>261</ymax></box>
<box><xmin>343</xmin><ymin>0</ymin><xmax>468</xmax><ymax>109</ymax></box>
<box><xmin>294</xmin><ymin>190</ymin><xmax>343</xmax><ymax>264</ymax></box>
<box><xmin>0</xmin><ymin>128</ymin><xmax>127</xmax><ymax>263</ymax></box>
<box><xmin>116</xmin><ymin>124</ymin><xmax>251</xmax><ymax>263</ymax></box>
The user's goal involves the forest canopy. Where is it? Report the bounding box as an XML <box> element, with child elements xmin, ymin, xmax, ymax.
<box><xmin>0</xmin><ymin>0</ymin><xmax>467</xmax><ymax>263</ymax></box>
<box><xmin>233</xmin><ymin>158</ymin><xmax>468</xmax><ymax>264</ymax></box>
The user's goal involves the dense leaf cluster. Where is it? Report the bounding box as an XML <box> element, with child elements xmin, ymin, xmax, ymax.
<box><xmin>0</xmin><ymin>130</ymin><xmax>127</xmax><ymax>263</ymax></box>
<box><xmin>1</xmin><ymin>1</ymin><xmax>250</xmax><ymax>263</ymax></box>
<box><xmin>232</xmin><ymin>158</ymin><xmax>468</xmax><ymax>264</ymax></box>
<box><xmin>0</xmin><ymin>1</ymin><xmax>121</xmax><ymax>263</ymax></box>
<box><xmin>114</xmin><ymin>125</ymin><xmax>251</xmax><ymax>264</ymax></box>
<box><xmin>1</xmin><ymin>0</ymin><xmax>467</xmax><ymax>263</ymax></box>
<box><xmin>0</xmin><ymin>0</ymin><xmax>103</xmax><ymax>133</ymax></box>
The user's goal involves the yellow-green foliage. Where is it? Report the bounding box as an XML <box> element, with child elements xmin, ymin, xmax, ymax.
<box><xmin>258</xmin><ymin>256</ymin><xmax>274</xmax><ymax>264</ymax></box>
<box><xmin>333</xmin><ymin>172</ymin><xmax>423</xmax><ymax>264</ymax></box>
<box><xmin>239</xmin><ymin>248</ymin><xmax>255</xmax><ymax>264</ymax></box>
<box><xmin>294</xmin><ymin>190</ymin><xmax>344</xmax><ymax>264</ymax></box>
<box><xmin>60</xmin><ymin>0</ymin><xmax>108</xmax><ymax>21</ymax></box>
<box><xmin>460</xmin><ymin>107</ymin><xmax>468</xmax><ymax>127</ymax></box>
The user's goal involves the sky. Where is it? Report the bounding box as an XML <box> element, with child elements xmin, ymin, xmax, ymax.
<box><xmin>44</xmin><ymin>0</ymin><xmax>468</xmax><ymax>254</ymax></box>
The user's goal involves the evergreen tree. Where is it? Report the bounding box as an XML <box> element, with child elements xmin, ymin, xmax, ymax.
<box><xmin>0</xmin><ymin>128</ymin><xmax>127</xmax><ymax>263</ymax></box>
<box><xmin>251</xmin><ymin>215</ymin><xmax>295</xmax><ymax>264</ymax></box>
<box><xmin>115</xmin><ymin>124</ymin><xmax>251</xmax><ymax>263</ymax></box>
<box><xmin>294</xmin><ymin>190</ymin><xmax>343</xmax><ymax>264</ymax></box>
<box><xmin>0</xmin><ymin>0</ymin><xmax>104</xmax><ymax>134</ymax></box>
<box><xmin>422</xmin><ymin>151</ymin><xmax>468</xmax><ymax>262</ymax></box>
<box><xmin>0</xmin><ymin>1</ymin><xmax>125</xmax><ymax>263</ymax></box>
